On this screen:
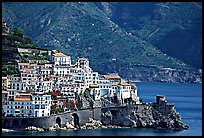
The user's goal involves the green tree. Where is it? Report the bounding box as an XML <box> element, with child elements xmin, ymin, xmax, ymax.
<box><xmin>13</xmin><ymin>27</ymin><xmax>24</xmax><ymax>37</ymax></box>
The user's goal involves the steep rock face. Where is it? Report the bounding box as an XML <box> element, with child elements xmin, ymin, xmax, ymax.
<box><xmin>101</xmin><ymin>104</ymin><xmax>188</xmax><ymax>131</ymax></box>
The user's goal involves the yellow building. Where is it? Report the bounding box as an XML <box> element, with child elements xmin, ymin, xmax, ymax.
<box><xmin>2</xmin><ymin>77</ymin><xmax>8</xmax><ymax>89</ymax></box>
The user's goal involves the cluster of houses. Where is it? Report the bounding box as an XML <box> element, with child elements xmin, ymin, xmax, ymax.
<box><xmin>2</xmin><ymin>49</ymin><xmax>140</xmax><ymax>118</ymax></box>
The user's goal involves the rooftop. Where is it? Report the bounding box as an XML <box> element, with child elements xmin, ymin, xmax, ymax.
<box><xmin>18</xmin><ymin>63</ymin><xmax>30</xmax><ymax>66</ymax></box>
<box><xmin>65</xmin><ymin>73</ymin><xmax>72</xmax><ymax>76</ymax></box>
<box><xmin>2</xmin><ymin>77</ymin><xmax>7</xmax><ymax>79</ymax></box>
<box><xmin>14</xmin><ymin>97</ymin><xmax>31</xmax><ymax>101</ymax></box>
<box><xmin>53</xmin><ymin>53</ymin><xmax>66</xmax><ymax>57</ymax></box>
<box><xmin>52</xmin><ymin>50</ymin><xmax>59</xmax><ymax>54</ymax></box>
<box><xmin>2</xmin><ymin>91</ymin><xmax>8</xmax><ymax>94</ymax></box>
<box><xmin>103</xmin><ymin>75</ymin><xmax>121</xmax><ymax>79</ymax></box>
<box><xmin>21</xmin><ymin>68</ymin><xmax>35</xmax><ymax>71</ymax></box>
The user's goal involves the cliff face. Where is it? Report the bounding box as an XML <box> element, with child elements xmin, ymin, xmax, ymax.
<box><xmin>101</xmin><ymin>104</ymin><xmax>188</xmax><ymax>131</ymax></box>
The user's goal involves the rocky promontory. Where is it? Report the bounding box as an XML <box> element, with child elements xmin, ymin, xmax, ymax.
<box><xmin>24</xmin><ymin>96</ymin><xmax>188</xmax><ymax>132</ymax></box>
<box><xmin>101</xmin><ymin>96</ymin><xmax>189</xmax><ymax>131</ymax></box>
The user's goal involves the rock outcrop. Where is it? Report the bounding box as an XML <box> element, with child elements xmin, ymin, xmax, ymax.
<box><xmin>81</xmin><ymin>118</ymin><xmax>102</xmax><ymax>129</ymax></box>
<box><xmin>101</xmin><ymin>104</ymin><xmax>189</xmax><ymax>131</ymax></box>
<box><xmin>25</xmin><ymin>126</ymin><xmax>44</xmax><ymax>131</ymax></box>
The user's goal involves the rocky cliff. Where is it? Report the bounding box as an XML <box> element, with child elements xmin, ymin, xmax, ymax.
<box><xmin>101</xmin><ymin>104</ymin><xmax>188</xmax><ymax>131</ymax></box>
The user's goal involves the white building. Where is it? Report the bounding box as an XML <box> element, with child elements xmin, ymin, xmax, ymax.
<box><xmin>3</xmin><ymin>93</ymin><xmax>33</xmax><ymax>117</ymax></box>
<box><xmin>76</xmin><ymin>57</ymin><xmax>92</xmax><ymax>73</ymax></box>
<box><xmin>7</xmin><ymin>89</ymin><xmax>18</xmax><ymax>100</ymax></box>
<box><xmin>51</xmin><ymin>52</ymin><xmax>71</xmax><ymax>66</ymax></box>
<box><xmin>3</xmin><ymin>93</ymin><xmax>52</xmax><ymax>117</ymax></box>
<box><xmin>11</xmin><ymin>81</ymin><xmax>27</xmax><ymax>92</ymax></box>
<box><xmin>18</xmin><ymin>62</ymin><xmax>30</xmax><ymax>71</ymax></box>
<box><xmin>53</xmin><ymin>66</ymin><xmax>70</xmax><ymax>77</ymax></box>
<box><xmin>32</xmin><ymin>94</ymin><xmax>52</xmax><ymax>117</ymax></box>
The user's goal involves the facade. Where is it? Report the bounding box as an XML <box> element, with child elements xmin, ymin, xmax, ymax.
<box><xmin>2</xmin><ymin>77</ymin><xmax>8</xmax><ymax>89</ymax></box>
<box><xmin>51</xmin><ymin>52</ymin><xmax>71</xmax><ymax>66</ymax></box>
<box><xmin>2</xmin><ymin>50</ymin><xmax>140</xmax><ymax>118</ymax></box>
<box><xmin>3</xmin><ymin>93</ymin><xmax>52</xmax><ymax>117</ymax></box>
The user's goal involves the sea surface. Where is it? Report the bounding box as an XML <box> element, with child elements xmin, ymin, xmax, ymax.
<box><xmin>2</xmin><ymin>82</ymin><xmax>202</xmax><ymax>136</ymax></box>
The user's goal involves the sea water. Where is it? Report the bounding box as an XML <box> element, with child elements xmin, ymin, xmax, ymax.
<box><xmin>2</xmin><ymin>82</ymin><xmax>202</xmax><ymax>136</ymax></box>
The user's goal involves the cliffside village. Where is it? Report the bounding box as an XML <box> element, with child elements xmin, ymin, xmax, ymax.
<box><xmin>2</xmin><ymin>47</ymin><xmax>141</xmax><ymax>118</ymax></box>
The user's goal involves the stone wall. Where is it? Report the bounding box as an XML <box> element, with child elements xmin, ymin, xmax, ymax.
<box><xmin>2</xmin><ymin>107</ymin><xmax>101</xmax><ymax>130</ymax></box>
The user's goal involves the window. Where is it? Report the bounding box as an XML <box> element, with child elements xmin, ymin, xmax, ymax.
<box><xmin>41</xmin><ymin>105</ymin><xmax>45</xmax><ymax>109</ymax></box>
<box><xmin>15</xmin><ymin>110</ymin><xmax>20</xmax><ymax>113</ymax></box>
<box><xmin>35</xmin><ymin>105</ymin><xmax>40</xmax><ymax>109</ymax></box>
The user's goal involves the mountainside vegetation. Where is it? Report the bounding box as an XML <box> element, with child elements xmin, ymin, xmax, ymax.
<box><xmin>96</xmin><ymin>2</ymin><xmax>202</xmax><ymax>69</ymax></box>
<box><xmin>2</xmin><ymin>2</ymin><xmax>202</xmax><ymax>82</ymax></box>
<box><xmin>2</xmin><ymin>23</ymin><xmax>48</xmax><ymax>76</ymax></box>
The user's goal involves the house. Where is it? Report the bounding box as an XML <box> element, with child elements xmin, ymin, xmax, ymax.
<box><xmin>18</xmin><ymin>62</ymin><xmax>30</xmax><ymax>71</ymax></box>
<box><xmin>2</xmin><ymin>90</ymin><xmax>8</xmax><ymax>104</ymax></box>
<box><xmin>3</xmin><ymin>92</ymin><xmax>52</xmax><ymax>117</ymax></box>
<box><xmin>31</xmin><ymin>93</ymin><xmax>52</xmax><ymax>117</ymax></box>
<box><xmin>7</xmin><ymin>89</ymin><xmax>18</xmax><ymax>100</ymax></box>
<box><xmin>2</xmin><ymin>77</ymin><xmax>8</xmax><ymax>90</ymax></box>
<box><xmin>3</xmin><ymin>93</ymin><xmax>33</xmax><ymax>117</ymax></box>
<box><xmin>103</xmin><ymin>74</ymin><xmax>122</xmax><ymax>83</ymax></box>
<box><xmin>51</xmin><ymin>52</ymin><xmax>71</xmax><ymax>66</ymax></box>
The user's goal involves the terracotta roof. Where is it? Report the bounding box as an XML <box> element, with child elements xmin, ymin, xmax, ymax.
<box><xmin>30</xmin><ymin>64</ymin><xmax>38</xmax><ymax>66</ymax></box>
<box><xmin>52</xmin><ymin>50</ymin><xmax>59</xmax><ymax>54</ymax></box>
<box><xmin>53</xmin><ymin>53</ymin><xmax>66</xmax><ymax>57</ymax></box>
<box><xmin>119</xmin><ymin>82</ymin><xmax>132</xmax><ymax>86</ymax></box>
<box><xmin>14</xmin><ymin>97</ymin><xmax>31</xmax><ymax>101</ymax></box>
<box><xmin>21</xmin><ymin>68</ymin><xmax>35</xmax><ymax>71</ymax></box>
<box><xmin>2</xmin><ymin>91</ymin><xmax>8</xmax><ymax>94</ymax></box>
<box><xmin>103</xmin><ymin>75</ymin><xmax>121</xmax><ymax>79</ymax></box>
<box><xmin>18</xmin><ymin>63</ymin><xmax>30</xmax><ymax>66</ymax></box>
<box><xmin>51</xmin><ymin>74</ymin><xmax>59</xmax><ymax>77</ymax></box>
<box><xmin>65</xmin><ymin>73</ymin><xmax>72</xmax><ymax>76</ymax></box>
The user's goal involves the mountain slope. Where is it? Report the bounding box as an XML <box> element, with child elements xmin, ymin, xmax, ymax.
<box><xmin>95</xmin><ymin>2</ymin><xmax>202</xmax><ymax>69</ymax></box>
<box><xmin>2</xmin><ymin>2</ymin><xmax>201</xmax><ymax>82</ymax></box>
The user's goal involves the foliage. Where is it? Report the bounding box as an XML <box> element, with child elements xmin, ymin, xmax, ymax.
<box><xmin>16</xmin><ymin>43</ymin><xmax>36</xmax><ymax>48</ymax></box>
<box><xmin>12</xmin><ymin>27</ymin><xmax>24</xmax><ymax>37</ymax></box>
<box><xmin>2</xmin><ymin>65</ymin><xmax>19</xmax><ymax>76</ymax></box>
<box><xmin>2</xmin><ymin>2</ymin><xmax>201</xmax><ymax>82</ymax></box>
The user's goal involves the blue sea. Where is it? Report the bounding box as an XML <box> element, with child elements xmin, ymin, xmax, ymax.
<box><xmin>2</xmin><ymin>82</ymin><xmax>202</xmax><ymax>136</ymax></box>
